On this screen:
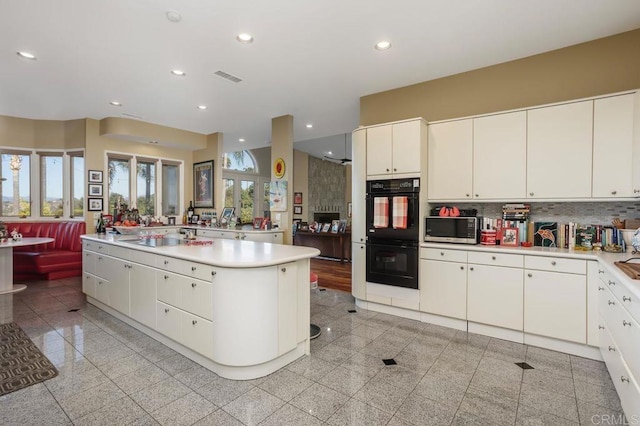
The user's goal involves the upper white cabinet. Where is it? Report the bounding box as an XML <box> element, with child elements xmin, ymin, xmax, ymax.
<box><xmin>592</xmin><ymin>93</ymin><xmax>638</xmax><ymax>198</ymax></box>
<box><xmin>473</xmin><ymin>111</ymin><xmax>527</xmax><ymax>199</ymax></box>
<box><xmin>427</xmin><ymin>119</ymin><xmax>473</xmax><ymax>200</ymax></box>
<box><xmin>526</xmin><ymin>100</ymin><xmax>594</xmax><ymax>199</ymax></box>
<box><xmin>366</xmin><ymin>119</ymin><xmax>424</xmax><ymax>178</ymax></box>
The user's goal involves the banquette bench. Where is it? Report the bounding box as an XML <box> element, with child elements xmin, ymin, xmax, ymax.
<box><xmin>4</xmin><ymin>221</ymin><xmax>85</xmax><ymax>280</ymax></box>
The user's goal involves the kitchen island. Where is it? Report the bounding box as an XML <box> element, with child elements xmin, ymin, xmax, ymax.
<box><xmin>81</xmin><ymin>233</ymin><xmax>319</xmax><ymax>380</ymax></box>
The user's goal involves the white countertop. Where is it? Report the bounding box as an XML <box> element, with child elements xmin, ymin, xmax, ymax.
<box><xmin>421</xmin><ymin>241</ymin><xmax>640</xmax><ymax>301</ymax></box>
<box><xmin>82</xmin><ymin>234</ymin><xmax>319</xmax><ymax>268</ymax></box>
<box><xmin>0</xmin><ymin>237</ymin><xmax>54</xmax><ymax>248</ymax></box>
<box><xmin>182</xmin><ymin>226</ymin><xmax>284</xmax><ymax>235</ymax></box>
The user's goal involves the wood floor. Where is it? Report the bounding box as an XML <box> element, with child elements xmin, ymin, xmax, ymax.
<box><xmin>310</xmin><ymin>258</ymin><xmax>351</xmax><ymax>293</ymax></box>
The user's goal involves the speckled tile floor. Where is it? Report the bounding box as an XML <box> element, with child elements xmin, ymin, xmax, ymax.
<box><xmin>0</xmin><ymin>277</ymin><xmax>627</xmax><ymax>425</ymax></box>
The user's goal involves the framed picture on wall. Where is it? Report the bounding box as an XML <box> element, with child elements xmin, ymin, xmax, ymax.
<box><xmin>194</xmin><ymin>160</ymin><xmax>214</xmax><ymax>208</ymax></box>
<box><xmin>293</xmin><ymin>192</ymin><xmax>302</xmax><ymax>204</ymax></box>
<box><xmin>293</xmin><ymin>205</ymin><xmax>302</xmax><ymax>215</ymax></box>
<box><xmin>88</xmin><ymin>198</ymin><xmax>103</xmax><ymax>211</ymax></box>
<box><xmin>88</xmin><ymin>184</ymin><xmax>103</xmax><ymax>197</ymax></box>
<box><xmin>88</xmin><ymin>170</ymin><xmax>103</xmax><ymax>183</ymax></box>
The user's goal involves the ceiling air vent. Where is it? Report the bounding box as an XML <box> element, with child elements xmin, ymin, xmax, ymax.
<box><xmin>214</xmin><ymin>70</ymin><xmax>243</xmax><ymax>83</ymax></box>
<box><xmin>122</xmin><ymin>113</ymin><xmax>144</xmax><ymax>120</ymax></box>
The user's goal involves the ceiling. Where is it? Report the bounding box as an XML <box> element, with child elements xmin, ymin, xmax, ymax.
<box><xmin>2</xmin><ymin>1</ymin><xmax>640</xmax><ymax>160</ymax></box>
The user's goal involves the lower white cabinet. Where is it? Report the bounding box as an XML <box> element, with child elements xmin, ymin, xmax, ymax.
<box><xmin>129</xmin><ymin>263</ymin><xmax>156</xmax><ymax>329</ymax></box>
<box><xmin>420</xmin><ymin>259</ymin><xmax>467</xmax><ymax>320</ymax></box>
<box><xmin>157</xmin><ymin>302</ymin><xmax>182</xmax><ymax>342</ymax></box>
<box><xmin>524</xmin><ymin>269</ymin><xmax>586</xmax><ymax>343</ymax></box>
<box><xmin>352</xmin><ymin>242</ymin><xmax>366</xmax><ymax>300</ymax></box>
<box><xmin>95</xmin><ymin>278</ymin><xmax>110</xmax><ymax>306</ymax></box>
<box><xmin>82</xmin><ymin>273</ymin><xmax>96</xmax><ymax>298</ymax></box>
<box><xmin>468</xmin><ymin>263</ymin><xmax>523</xmax><ymax>330</ymax></box>
<box><xmin>157</xmin><ymin>302</ymin><xmax>214</xmax><ymax>358</ymax></box>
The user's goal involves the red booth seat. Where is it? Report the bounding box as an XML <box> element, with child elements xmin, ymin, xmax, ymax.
<box><xmin>4</xmin><ymin>221</ymin><xmax>85</xmax><ymax>281</ymax></box>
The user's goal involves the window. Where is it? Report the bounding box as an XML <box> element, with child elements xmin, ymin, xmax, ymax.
<box><xmin>40</xmin><ymin>154</ymin><xmax>64</xmax><ymax>217</ymax></box>
<box><xmin>108</xmin><ymin>157</ymin><xmax>131</xmax><ymax>210</ymax></box>
<box><xmin>70</xmin><ymin>154</ymin><xmax>85</xmax><ymax>217</ymax></box>
<box><xmin>1</xmin><ymin>152</ymin><xmax>31</xmax><ymax>217</ymax></box>
<box><xmin>162</xmin><ymin>163</ymin><xmax>179</xmax><ymax>215</ymax></box>
<box><xmin>223</xmin><ymin>178</ymin><xmax>235</xmax><ymax>207</ymax></box>
<box><xmin>222</xmin><ymin>151</ymin><xmax>257</xmax><ymax>172</ymax></box>
<box><xmin>136</xmin><ymin>160</ymin><xmax>156</xmax><ymax>216</ymax></box>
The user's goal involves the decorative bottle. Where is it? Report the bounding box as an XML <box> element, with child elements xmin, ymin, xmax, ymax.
<box><xmin>187</xmin><ymin>201</ymin><xmax>195</xmax><ymax>220</ymax></box>
<box><xmin>96</xmin><ymin>213</ymin><xmax>106</xmax><ymax>234</ymax></box>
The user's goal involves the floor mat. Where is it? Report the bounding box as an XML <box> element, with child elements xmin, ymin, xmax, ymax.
<box><xmin>0</xmin><ymin>322</ymin><xmax>58</xmax><ymax>396</ymax></box>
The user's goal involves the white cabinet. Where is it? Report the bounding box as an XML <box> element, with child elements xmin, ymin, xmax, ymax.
<box><xmin>366</xmin><ymin>120</ymin><xmax>424</xmax><ymax>178</ymax></box>
<box><xmin>351</xmin><ymin>129</ymin><xmax>367</xmax><ymax>244</ymax></box>
<box><xmin>473</xmin><ymin>111</ymin><xmax>527</xmax><ymax>199</ymax></box>
<box><xmin>157</xmin><ymin>301</ymin><xmax>182</xmax><ymax>342</ymax></box>
<box><xmin>82</xmin><ymin>273</ymin><xmax>96</xmax><ymax>298</ymax></box>
<box><xmin>419</xmin><ymin>250</ymin><xmax>468</xmax><ymax>320</ymax></box>
<box><xmin>352</xmin><ymin>242</ymin><xmax>366</xmax><ymax>300</ymax></box>
<box><xmin>427</xmin><ymin>119</ymin><xmax>473</xmax><ymax>200</ymax></box>
<box><xmin>526</xmin><ymin>101</ymin><xmax>593</xmax><ymax>199</ymax></box>
<box><xmin>467</xmin><ymin>252</ymin><xmax>524</xmax><ymax>330</ymax></box>
<box><xmin>95</xmin><ymin>278</ymin><xmax>110</xmax><ymax>306</ymax></box>
<box><xmin>157</xmin><ymin>271</ymin><xmax>213</xmax><ymax>320</ymax></box>
<box><xmin>592</xmin><ymin>93</ymin><xmax>638</xmax><ymax>198</ymax></box>
<box><xmin>129</xmin><ymin>263</ymin><xmax>156</xmax><ymax>329</ymax></box>
<box><xmin>244</xmin><ymin>232</ymin><xmax>282</xmax><ymax>243</ymax></box>
<box><xmin>524</xmin><ymin>269</ymin><xmax>586</xmax><ymax>344</ymax></box>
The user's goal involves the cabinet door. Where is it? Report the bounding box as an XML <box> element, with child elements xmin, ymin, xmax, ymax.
<box><xmin>156</xmin><ymin>302</ymin><xmax>182</xmax><ymax>342</ymax></box>
<box><xmin>182</xmin><ymin>312</ymin><xmax>214</xmax><ymax>358</ymax></box>
<box><xmin>83</xmin><ymin>250</ymin><xmax>96</xmax><ymax>275</ymax></box>
<box><xmin>524</xmin><ymin>270</ymin><xmax>586</xmax><ymax>343</ymax></box>
<box><xmin>473</xmin><ymin>111</ymin><xmax>527</xmax><ymax>199</ymax></box>
<box><xmin>130</xmin><ymin>263</ymin><xmax>156</xmax><ymax>329</ymax></box>
<box><xmin>109</xmin><ymin>260</ymin><xmax>131</xmax><ymax>315</ymax></box>
<box><xmin>593</xmin><ymin>94</ymin><xmax>636</xmax><ymax>197</ymax></box>
<box><xmin>95</xmin><ymin>279</ymin><xmax>110</xmax><ymax>305</ymax></box>
<box><xmin>468</xmin><ymin>264</ymin><xmax>523</xmax><ymax>330</ymax></box>
<box><xmin>419</xmin><ymin>259</ymin><xmax>467</xmax><ymax>319</ymax></box>
<box><xmin>157</xmin><ymin>270</ymin><xmax>181</xmax><ymax>305</ymax></box>
<box><xmin>351</xmin><ymin>129</ymin><xmax>367</xmax><ymax>244</ymax></box>
<box><xmin>392</xmin><ymin>120</ymin><xmax>421</xmax><ymax>175</ymax></box>
<box><xmin>527</xmin><ymin>101</ymin><xmax>593</xmax><ymax>199</ymax></box>
<box><xmin>427</xmin><ymin>120</ymin><xmax>473</xmax><ymax>200</ymax></box>
<box><xmin>82</xmin><ymin>273</ymin><xmax>97</xmax><ymax>298</ymax></box>
<box><xmin>182</xmin><ymin>279</ymin><xmax>213</xmax><ymax>321</ymax></box>
<box><xmin>351</xmin><ymin>242</ymin><xmax>366</xmax><ymax>300</ymax></box>
<box><xmin>277</xmin><ymin>262</ymin><xmax>298</xmax><ymax>355</ymax></box>
<box><xmin>366</xmin><ymin>125</ymin><xmax>393</xmax><ymax>176</ymax></box>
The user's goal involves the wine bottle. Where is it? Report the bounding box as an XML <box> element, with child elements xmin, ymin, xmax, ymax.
<box><xmin>187</xmin><ymin>201</ymin><xmax>195</xmax><ymax>219</ymax></box>
<box><xmin>96</xmin><ymin>213</ymin><xmax>106</xmax><ymax>234</ymax></box>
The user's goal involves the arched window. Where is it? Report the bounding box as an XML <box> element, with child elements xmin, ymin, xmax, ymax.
<box><xmin>222</xmin><ymin>150</ymin><xmax>258</xmax><ymax>173</ymax></box>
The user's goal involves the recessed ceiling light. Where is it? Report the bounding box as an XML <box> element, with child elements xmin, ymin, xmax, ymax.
<box><xmin>197</xmin><ymin>105</ymin><xmax>207</xmax><ymax>110</ymax></box>
<box><xmin>236</xmin><ymin>33</ymin><xmax>254</xmax><ymax>43</ymax></box>
<box><xmin>171</xmin><ymin>70</ymin><xmax>186</xmax><ymax>76</ymax></box>
<box><xmin>166</xmin><ymin>10</ymin><xmax>182</xmax><ymax>23</ymax></box>
<box><xmin>17</xmin><ymin>51</ymin><xmax>36</xmax><ymax>60</ymax></box>
<box><xmin>239</xmin><ymin>138</ymin><xmax>245</xmax><ymax>142</ymax></box>
<box><xmin>375</xmin><ymin>41</ymin><xmax>391</xmax><ymax>51</ymax></box>
<box><xmin>327</xmin><ymin>151</ymin><xmax>333</xmax><ymax>155</ymax></box>
<box><xmin>306</xmin><ymin>124</ymin><xmax>313</xmax><ymax>128</ymax></box>
<box><xmin>149</xmin><ymin>140</ymin><xmax>158</xmax><ymax>144</ymax></box>
<box><xmin>110</xmin><ymin>101</ymin><xmax>122</xmax><ymax>106</ymax></box>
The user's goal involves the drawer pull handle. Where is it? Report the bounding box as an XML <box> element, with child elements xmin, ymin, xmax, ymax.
<box><xmin>598</xmin><ymin>269</ymin><xmax>604</xmax><ymax>274</ymax></box>
<box><xmin>608</xmin><ymin>300</ymin><xmax>615</xmax><ymax>306</ymax></box>
<box><xmin>440</xmin><ymin>252</ymin><xmax>444</xmax><ymax>256</ymax></box>
<box><xmin>164</xmin><ymin>260</ymin><xmax>169</xmax><ymax>265</ymax></box>
<box><xmin>621</xmin><ymin>376</ymin><xmax>630</xmax><ymax>383</ymax></box>
<box><xmin>598</xmin><ymin>286</ymin><xmax>604</xmax><ymax>291</ymax></box>
<box><xmin>611</xmin><ymin>190</ymin><xmax>617</xmax><ymax>195</ymax></box>
<box><xmin>165</xmin><ymin>308</ymin><xmax>169</xmax><ymax>313</ymax></box>
<box><xmin>98</xmin><ymin>256</ymin><xmax>103</xmax><ymax>260</ymax></box>
<box><xmin>192</xmin><ymin>320</ymin><xmax>197</xmax><ymax>325</ymax></box>
<box><xmin>608</xmin><ymin>346</ymin><xmax>616</xmax><ymax>352</ymax></box>
<box><xmin>191</xmin><ymin>282</ymin><xmax>196</xmax><ymax>288</ymax></box>
<box><xmin>551</xmin><ymin>261</ymin><xmax>556</xmax><ymax>266</ymax></box>
<box><xmin>98</xmin><ymin>245</ymin><xmax>103</xmax><ymax>249</ymax></box>
<box><xmin>608</xmin><ymin>280</ymin><xmax>615</xmax><ymax>286</ymax></box>
<box><xmin>623</xmin><ymin>320</ymin><xmax>632</xmax><ymax>327</ymax></box>
<box><xmin>460</xmin><ymin>266</ymin><xmax>464</xmax><ymax>270</ymax></box>
<box><xmin>164</xmin><ymin>275</ymin><xmax>169</xmax><ymax>280</ymax></box>
<box><xmin>192</xmin><ymin>266</ymin><xmax>197</xmax><ymax>271</ymax></box>
<box><xmin>469</xmin><ymin>267</ymin><xmax>474</xmax><ymax>271</ymax></box>
<box><xmin>598</xmin><ymin>325</ymin><xmax>605</xmax><ymax>330</ymax></box>
<box><xmin>211</xmin><ymin>271</ymin><xmax>217</xmax><ymax>276</ymax></box>
<box><xmin>527</xmin><ymin>273</ymin><xmax>532</xmax><ymax>278</ymax></box>
<box><xmin>491</xmin><ymin>256</ymin><xmax>496</xmax><ymax>260</ymax></box>
<box><xmin>623</xmin><ymin>296</ymin><xmax>631</xmax><ymax>302</ymax></box>
<box><xmin>281</xmin><ymin>267</ymin><xmax>286</xmax><ymax>272</ymax></box>
<box><xmin>529</xmin><ymin>192</ymin><xmax>534</xmax><ymax>196</ymax></box>
<box><xmin>98</xmin><ymin>281</ymin><xmax>103</xmax><ymax>285</ymax></box>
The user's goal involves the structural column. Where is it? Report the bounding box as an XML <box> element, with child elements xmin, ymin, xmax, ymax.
<box><xmin>271</xmin><ymin>115</ymin><xmax>294</xmax><ymax>244</ymax></box>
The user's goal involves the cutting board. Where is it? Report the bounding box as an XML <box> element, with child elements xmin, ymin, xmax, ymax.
<box><xmin>624</xmin><ymin>219</ymin><xmax>640</xmax><ymax>230</ymax></box>
<box><xmin>615</xmin><ymin>260</ymin><xmax>640</xmax><ymax>280</ymax></box>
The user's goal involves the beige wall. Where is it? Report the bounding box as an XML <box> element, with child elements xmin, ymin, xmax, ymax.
<box><xmin>271</xmin><ymin>115</ymin><xmax>294</xmax><ymax>244</ymax></box>
<box><xmin>361</xmin><ymin>28</ymin><xmax>640</xmax><ymax>125</ymax></box>
<box><xmin>293</xmin><ymin>149</ymin><xmax>309</xmax><ymax>222</ymax></box>
<box><xmin>0</xmin><ymin>116</ymin><xmax>85</xmax><ymax>149</ymax></box>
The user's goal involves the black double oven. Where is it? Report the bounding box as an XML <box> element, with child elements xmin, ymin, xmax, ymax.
<box><xmin>365</xmin><ymin>178</ymin><xmax>420</xmax><ymax>289</ymax></box>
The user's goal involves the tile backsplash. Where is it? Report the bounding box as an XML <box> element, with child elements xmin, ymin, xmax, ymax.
<box><xmin>451</xmin><ymin>201</ymin><xmax>640</xmax><ymax>227</ymax></box>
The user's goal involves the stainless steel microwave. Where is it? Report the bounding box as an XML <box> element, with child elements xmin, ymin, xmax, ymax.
<box><xmin>424</xmin><ymin>216</ymin><xmax>480</xmax><ymax>244</ymax></box>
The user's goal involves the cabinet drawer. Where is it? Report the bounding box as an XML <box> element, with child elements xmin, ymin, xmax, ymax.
<box><xmin>157</xmin><ymin>271</ymin><xmax>182</xmax><ymax>305</ymax></box>
<box><xmin>608</xmin><ymin>304</ymin><xmax>640</xmax><ymax>382</ymax></box>
<box><xmin>468</xmin><ymin>252</ymin><xmax>523</xmax><ymax>268</ymax></box>
<box><xmin>83</xmin><ymin>250</ymin><xmax>96</xmax><ymax>275</ymax></box>
<box><xmin>108</xmin><ymin>245</ymin><xmax>130</xmax><ymax>260</ymax></box>
<box><xmin>601</xmin><ymin>327</ymin><xmax>640</xmax><ymax>420</ymax></box>
<box><xmin>525</xmin><ymin>256</ymin><xmax>586</xmax><ymax>274</ymax></box>
<box><xmin>129</xmin><ymin>249</ymin><xmax>156</xmax><ymax>267</ymax></box>
<box><xmin>602</xmin><ymin>271</ymin><xmax>640</xmax><ymax>323</ymax></box>
<box><xmin>156</xmin><ymin>255</ymin><xmax>215</xmax><ymax>281</ymax></box>
<box><xmin>156</xmin><ymin>271</ymin><xmax>213</xmax><ymax>320</ymax></box>
<box><xmin>84</xmin><ymin>240</ymin><xmax>109</xmax><ymax>254</ymax></box>
<box><xmin>420</xmin><ymin>247</ymin><xmax>467</xmax><ymax>263</ymax></box>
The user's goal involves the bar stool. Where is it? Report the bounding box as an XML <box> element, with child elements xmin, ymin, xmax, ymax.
<box><xmin>310</xmin><ymin>272</ymin><xmax>322</xmax><ymax>339</ymax></box>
